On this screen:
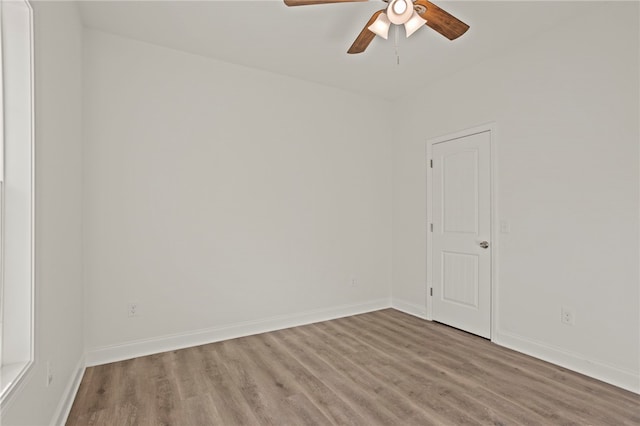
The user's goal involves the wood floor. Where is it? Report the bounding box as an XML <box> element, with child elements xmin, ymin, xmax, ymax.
<box><xmin>67</xmin><ymin>309</ymin><xmax>640</xmax><ymax>425</ymax></box>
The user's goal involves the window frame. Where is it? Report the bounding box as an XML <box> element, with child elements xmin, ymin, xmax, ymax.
<box><xmin>0</xmin><ymin>0</ymin><xmax>35</xmax><ymax>407</ymax></box>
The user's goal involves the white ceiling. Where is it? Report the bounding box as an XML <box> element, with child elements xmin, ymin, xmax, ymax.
<box><xmin>78</xmin><ymin>1</ymin><xmax>600</xmax><ymax>100</ymax></box>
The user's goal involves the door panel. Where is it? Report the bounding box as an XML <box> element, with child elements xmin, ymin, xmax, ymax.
<box><xmin>432</xmin><ymin>131</ymin><xmax>491</xmax><ymax>338</ymax></box>
<box><xmin>442</xmin><ymin>251</ymin><xmax>478</xmax><ymax>308</ymax></box>
<box><xmin>443</xmin><ymin>150</ymin><xmax>478</xmax><ymax>234</ymax></box>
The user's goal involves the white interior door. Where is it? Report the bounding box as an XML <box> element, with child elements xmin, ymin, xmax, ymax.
<box><xmin>431</xmin><ymin>130</ymin><xmax>491</xmax><ymax>338</ymax></box>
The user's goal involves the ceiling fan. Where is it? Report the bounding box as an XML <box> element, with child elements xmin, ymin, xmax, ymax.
<box><xmin>283</xmin><ymin>0</ymin><xmax>469</xmax><ymax>54</ymax></box>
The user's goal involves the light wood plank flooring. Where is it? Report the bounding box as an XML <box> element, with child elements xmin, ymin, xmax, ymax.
<box><xmin>67</xmin><ymin>309</ymin><xmax>640</xmax><ymax>425</ymax></box>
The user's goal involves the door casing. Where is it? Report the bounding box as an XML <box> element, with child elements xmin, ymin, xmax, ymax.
<box><xmin>426</xmin><ymin>123</ymin><xmax>499</xmax><ymax>341</ymax></box>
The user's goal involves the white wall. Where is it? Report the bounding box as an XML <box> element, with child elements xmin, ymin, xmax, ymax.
<box><xmin>82</xmin><ymin>30</ymin><xmax>393</xmax><ymax>362</ymax></box>
<box><xmin>1</xmin><ymin>2</ymin><xmax>85</xmax><ymax>425</ymax></box>
<box><xmin>391</xmin><ymin>3</ymin><xmax>639</xmax><ymax>392</ymax></box>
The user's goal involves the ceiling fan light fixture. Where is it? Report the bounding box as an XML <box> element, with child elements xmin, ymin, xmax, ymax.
<box><xmin>387</xmin><ymin>0</ymin><xmax>414</xmax><ymax>25</ymax></box>
<box><xmin>404</xmin><ymin>11</ymin><xmax>427</xmax><ymax>37</ymax></box>
<box><xmin>368</xmin><ymin>12</ymin><xmax>391</xmax><ymax>39</ymax></box>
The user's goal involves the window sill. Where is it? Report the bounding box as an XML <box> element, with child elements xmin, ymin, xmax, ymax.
<box><xmin>0</xmin><ymin>361</ymin><xmax>33</xmax><ymax>408</ymax></box>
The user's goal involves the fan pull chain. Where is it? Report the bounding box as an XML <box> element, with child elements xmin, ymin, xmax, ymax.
<box><xmin>394</xmin><ymin>25</ymin><xmax>400</xmax><ymax>65</ymax></box>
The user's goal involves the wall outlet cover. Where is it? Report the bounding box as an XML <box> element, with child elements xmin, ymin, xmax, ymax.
<box><xmin>561</xmin><ymin>306</ymin><xmax>575</xmax><ymax>325</ymax></box>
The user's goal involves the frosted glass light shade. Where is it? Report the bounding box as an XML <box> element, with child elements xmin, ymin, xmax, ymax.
<box><xmin>368</xmin><ymin>13</ymin><xmax>391</xmax><ymax>39</ymax></box>
<box><xmin>387</xmin><ymin>0</ymin><xmax>414</xmax><ymax>25</ymax></box>
<box><xmin>392</xmin><ymin>0</ymin><xmax>407</xmax><ymax>15</ymax></box>
<box><xmin>404</xmin><ymin>11</ymin><xmax>427</xmax><ymax>37</ymax></box>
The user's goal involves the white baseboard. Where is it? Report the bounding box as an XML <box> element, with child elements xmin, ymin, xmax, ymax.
<box><xmin>391</xmin><ymin>298</ymin><xmax>428</xmax><ymax>319</ymax></box>
<box><xmin>52</xmin><ymin>355</ymin><xmax>86</xmax><ymax>426</ymax></box>
<box><xmin>86</xmin><ymin>298</ymin><xmax>392</xmax><ymax>367</ymax></box>
<box><xmin>83</xmin><ymin>298</ymin><xmax>638</xmax><ymax>396</ymax></box>
<box><xmin>495</xmin><ymin>329</ymin><xmax>639</xmax><ymax>395</ymax></box>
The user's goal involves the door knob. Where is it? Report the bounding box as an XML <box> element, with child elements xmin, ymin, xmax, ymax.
<box><xmin>479</xmin><ymin>241</ymin><xmax>489</xmax><ymax>249</ymax></box>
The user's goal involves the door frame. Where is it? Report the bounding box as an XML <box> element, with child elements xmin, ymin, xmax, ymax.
<box><xmin>425</xmin><ymin>122</ymin><xmax>499</xmax><ymax>341</ymax></box>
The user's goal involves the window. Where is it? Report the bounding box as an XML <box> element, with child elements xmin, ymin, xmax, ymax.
<box><xmin>0</xmin><ymin>0</ymin><xmax>34</xmax><ymax>405</ymax></box>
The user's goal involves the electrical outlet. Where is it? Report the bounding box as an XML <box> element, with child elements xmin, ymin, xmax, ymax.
<box><xmin>127</xmin><ymin>302</ymin><xmax>138</xmax><ymax>317</ymax></box>
<box><xmin>561</xmin><ymin>306</ymin><xmax>575</xmax><ymax>325</ymax></box>
<box><xmin>46</xmin><ymin>361</ymin><xmax>53</xmax><ymax>387</ymax></box>
<box><xmin>349</xmin><ymin>274</ymin><xmax>359</xmax><ymax>287</ymax></box>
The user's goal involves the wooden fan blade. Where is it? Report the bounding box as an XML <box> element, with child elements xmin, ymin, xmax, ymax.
<box><xmin>347</xmin><ymin>9</ymin><xmax>385</xmax><ymax>54</ymax></box>
<box><xmin>414</xmin><ymin>0</ymin><xmax>469</xmax><ymax>40</ymax></box>
<box><xmin>284</xmin><ymin>0</ymin><xmax>367</xmax><ymax>6</ymax></box>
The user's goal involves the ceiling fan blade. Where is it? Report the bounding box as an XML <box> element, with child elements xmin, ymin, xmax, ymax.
<box><xmin>284</xmin><ymin>0</ymin><xmax>367</xmax><ymax>6</ymax></box>
<box><xmin>347</xmin><ymin>9</ymin><xmax>385</xmax><ymax>54</ymax></box>
<box><xmin>414</xmin><ymin>0</ymin><xmax>469</xmax><ymax>40</ymax></box>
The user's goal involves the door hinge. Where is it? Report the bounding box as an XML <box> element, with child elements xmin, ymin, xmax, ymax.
<box><xmin>430</xmin><ymin>223</ymin><xmax>433</xmax><ymax>232</ymax></box>
<box><xmin>430</xmin><ymin>159</ymin><xmax>433</xmax><ymax>168</ymax></box>
<box><xmin>430</xmin><ymin>288</ymin><xmax>433</xmax><ymax>296</ymax></box>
